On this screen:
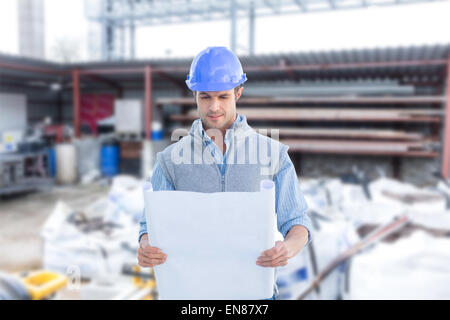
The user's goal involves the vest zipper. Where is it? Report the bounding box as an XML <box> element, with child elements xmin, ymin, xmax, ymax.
<box><xmin>221</xmin><ymin>174</ymin><xmax>225</xmax><ymax>192</ymax></box>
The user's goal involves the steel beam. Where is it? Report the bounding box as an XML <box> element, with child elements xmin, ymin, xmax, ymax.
<box><xmin>129</xmin><ymin>20</ymin><xmax>136</xmax><ymax>59</ymax></box>
<box><xmin>249</xmin><ymin>1</ymin><xmax>255</xmax><ymax>55</ymax></box>
<box><xmin>230</xmin><ymin>0</ymin><xmax>237</xmax><ymax>52</ymax></box>
<box><xmin>72</xmin><ymin>69</ymin><xmax>81</xmax><ymax>138</ymax></box>
<box><xmin>442</xmin><ymin>57</ymin><xmax>450</xmax><ymax>179</ymax></box>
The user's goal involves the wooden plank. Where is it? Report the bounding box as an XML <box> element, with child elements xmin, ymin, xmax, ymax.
<box><xmin>174</xmin><ymin>127</ymin><xmax>432</xmax><ymax>143</ymax></box>
<box><xmin>281</xmin><ymin>139</ymin><xmax>439</xmax><ymax>158</ymax></box>
<box><xmin>170</xmin><ymin>108</ymin><xmax>442</xmax><ymax>123</ymax></box>
<box><xmin>280</xmin><ymin>139</ymin><xmax>428</xmax><ymax>152</ymax></box>
<box><xmin>237</xmin><ymin>108</ymin><xmax>445</xmax><ymax>117</ymax></box>
<box><xmin>253</xmin><ymin>127</ymin><xmax>424</xmax><ymax>140</ymax></box>
<box><xmin>169</xmin><ymin>114</ymin><xmax>441</xmax><ymax>123</ymax></box>
<box><xmin>156</xmin><ymin>95</ymin><xmax>446</xmax><ymax>106</ymax></box>
<box><xmin>162</xmin><ymin>130</ymin><xmax>438</xmax><ymax>158</ymax></box>
<box><xmin>178</xmin><ymin>126</ymin><xmax>425</xmax><ymax>141</ymax></box>
<box><xmin>286</xmin><ymin>149</ymin><xmax>439</xmax><ymax>158</ymax></box>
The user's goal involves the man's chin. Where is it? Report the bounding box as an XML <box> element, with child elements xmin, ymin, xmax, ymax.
<box><xmin>203</xmin><ymin>120</ymin><xmax>224</xmax><ymax>130</ymax></box>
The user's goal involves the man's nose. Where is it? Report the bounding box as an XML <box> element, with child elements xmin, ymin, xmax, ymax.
<box><xmin>209</xmin><ymin>99</ymin><xmax>220</xmax><ymax>112</ymax></box>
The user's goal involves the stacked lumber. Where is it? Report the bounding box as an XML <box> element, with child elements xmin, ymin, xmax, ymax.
<box><xmin>170</xmin><ymin>107</ymin><xmax>443</xmax><ymax>123</ymax></box>
<box><xmin>159</xmin><ymin>95</ymin><xmax>443</xmax><ymax>158</ymax></box>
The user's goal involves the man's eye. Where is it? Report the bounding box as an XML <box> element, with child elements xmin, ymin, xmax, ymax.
<box><xmin>220</xmin><ymin>96</ymin><xmax>228</xmax><ymax>99</ymax></box>
<box><xmin>200</xmin><ymin>96</ymin><xmax>209</xmax><ymax>99</ymax></box>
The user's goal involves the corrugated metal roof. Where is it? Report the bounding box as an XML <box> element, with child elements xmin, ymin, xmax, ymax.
<box><xmin>3</xmin><ymin>42</ymin><xmax>447</xmax><ymax>68</ymax></box>
<box><xmin>0</xmin><ymin>43</ymin><xmax>449</xmax><ymax>85</ymax></box>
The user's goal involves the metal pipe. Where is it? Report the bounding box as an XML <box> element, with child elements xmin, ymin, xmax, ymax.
<box><xmin>120</xmin><ymin>23</ymin><xmax>125</xmax><ymax>60</ymax></box>
<box><xmin>297</xmin><ymin>215</ymin><xmax>409</xmax><ymax>300</ymax></box>
<box><xmin>145</xmin><ymin>65</ymin><xmax>152</xmax><ymax>140</ymax></box>
<box><xmin>72</xmin><ymin>69</ymin><xmax>81</xmax><ymax>138</ymax></box>
<box><xmin>130</xmin><ymin>21</ymin><xmax>136</xmax><ymax>59</ymax></box>
<box><xmin>230</xmin><ymin>0</ymin><xmax>237</xmax><ymax>52</ymax></box>
<box><xmin>249</xmin><ymin>1</ymin><xmax>255</xmax><ymax>55</ymax></box>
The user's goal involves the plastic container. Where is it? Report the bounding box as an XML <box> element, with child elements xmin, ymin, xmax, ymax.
<box><xmin>151</xmin><ymin>121</ymin><xmax>163</xmax><ymax>141</ymax></box>
<box><xmin>47</xmin><ymin>147</ymin><xmax>56</xmax><ymax>177</ymax></box>
<box><xmin>55</xmin><ymin>143</ymin><xmax>77</xmax><ymax>184</ymax></box>
<box><xmin>100</xmin><ymin>140</ymin><xmax>119</xmax><ymax>177</ymax></box>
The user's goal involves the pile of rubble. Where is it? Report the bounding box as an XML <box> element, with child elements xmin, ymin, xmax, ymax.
<box><xmin>41</xmin><ymin>175</ymin><xmax>144</xmax><ymax>280</ymax></box>
<box><xmin>40</xmin><ymin>168</ymin><xmax>450</xmax><ymax>300</ymax></box>
<box><xmin>277</xmin><ymin>171</ymin><xmax>450</xmax><ymax>300</ymax></box>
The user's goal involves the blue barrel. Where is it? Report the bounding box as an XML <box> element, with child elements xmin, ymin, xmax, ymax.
<box><xmin>151</xmin><ymin>121</ymin><xmax>164</xmax><ymax>141</ymax></box>
<box><xmin>101</xmin><ymin>143</ymin><xmax>119</xmax><ymax>177</ymax></box>
<box><xmin>151</xmin><ymin>130</ymin><xmax>163</xmax><ymax>140</ymax></box>
<box><xmin>47</xmin><ymin>147</ymin><xmax>56</xmax><ymax>177</ymax></box>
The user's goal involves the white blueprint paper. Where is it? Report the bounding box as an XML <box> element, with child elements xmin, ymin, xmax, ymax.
<box><xmin>143</xmin><ymin>180</ymin><xmax>276</xmax><ymax>300</ymax></box>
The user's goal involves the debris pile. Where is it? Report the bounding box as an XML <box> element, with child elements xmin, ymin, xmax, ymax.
<box><xmin>39</xmin><ymin>167</ymin><xmax>450</xmax><ymax>300</ymax></box>
<box><xmin>41</xmin><ymin>175</ymin><xmax>144</xmax><ymax>280</ymax></box>
<box><xmin>277</xmin><ymin>172</ymin><xmax>450</xmax><ymax>300</ymax></box>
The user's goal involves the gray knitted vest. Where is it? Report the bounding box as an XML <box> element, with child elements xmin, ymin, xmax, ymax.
<box><xmin>156</xmin><ymin>115</ymin><xmax>289</xmax><ymax>192</ymax></box>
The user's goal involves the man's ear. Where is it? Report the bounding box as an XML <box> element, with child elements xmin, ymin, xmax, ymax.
<box><xmin>235</xmin><ymin>87</ymin><xmax>244</xmax><ymax>101</ymax></box>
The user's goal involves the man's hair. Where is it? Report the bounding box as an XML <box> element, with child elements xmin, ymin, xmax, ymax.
<box><xmin>192</xmin><ymin>84</ymin><xmax>244</xmax><ymax>98</ymax></box>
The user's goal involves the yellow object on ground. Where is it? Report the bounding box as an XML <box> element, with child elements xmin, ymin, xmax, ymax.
<box><xmin>21</xmin><ymin>270</ymin><xmax>68</xmax><ymax>300</ymax></box>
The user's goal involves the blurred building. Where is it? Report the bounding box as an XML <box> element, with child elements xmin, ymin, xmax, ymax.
<box><xmin>18</xmin><ymin>0</ymin><xmax>45</xmax><ymax>60</ymax></box>
<box><xmin>1</xmin><ymin>1</ymin><xmax>450</xmax><ymax>301</ymax></box>
<box><xmin>1</xmin><ymin>44</ymin><xmax>450</xmax><ymax>186</ymax></box>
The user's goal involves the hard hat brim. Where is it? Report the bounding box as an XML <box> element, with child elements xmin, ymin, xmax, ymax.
<box><xmin>186</xmin><ymin>74</ymin><xmax>247</xmax><ymax>92</ymax></box>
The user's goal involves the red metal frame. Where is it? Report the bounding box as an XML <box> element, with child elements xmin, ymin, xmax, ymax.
<box><xmin>2</xmin><ymin>56</ymin><xmax>450</xmax><ymax>176</ymax></box>
<box><xmin>0</xmin><ymin>61</ymin><xmax>66</xmax><ymax>75</ymax></box>
<box><xmin>442</xmin><ymin>58</ymin><xmax>450</xmax><ymax>179</ymax></box>
<box><xmin>145</xmin><ymin>65</ymin><xmax>152</xmax><ymax>140</ymax></box>
<box><xmin>72</xmin><ymin>69</ymin><xmax>81</xmax><ymax>138</ymax></box>
<box><xmin>78</xmin><ymin>67</ymin><xmax>144</xmax><ymax>75</ymax></box>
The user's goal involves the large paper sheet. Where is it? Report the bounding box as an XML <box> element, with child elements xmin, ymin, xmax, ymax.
<box><xmin>143</xmin><ymin>180</ymin><xmax>276</xmax><ymax>300</ymax></box>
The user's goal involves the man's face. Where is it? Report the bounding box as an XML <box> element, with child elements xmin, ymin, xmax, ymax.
<box><xmin>196</xmin><ymin>88</ymin><xmax>243</xmax><ymax>131</ymax></box>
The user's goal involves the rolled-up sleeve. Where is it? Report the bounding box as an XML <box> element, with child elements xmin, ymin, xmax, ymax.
<box><xmin>138</xmin><ymin>160</ymin><xmax>175</xmax><ymax>243</ymax></box>
<box><xmin>274</xmin><ymin>150</ymin><xmax>312</xmax><ymax>246</ymax></box>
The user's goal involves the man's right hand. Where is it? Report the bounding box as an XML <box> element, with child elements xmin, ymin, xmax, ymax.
<box><xmin>137</xmin><ymin>234</ymin><xmax>167</xmax><ymax>267</ymax></box>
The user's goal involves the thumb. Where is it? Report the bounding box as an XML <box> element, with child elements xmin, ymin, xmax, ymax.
<box><xmin>140</xmin><ymin>236</ymin><xmax>150</xmax><ymax>248</ymax></box>
<box><xmin>274</xmin><ymin>241</ymin><xmax>284</xmax><ymax>252</ymax></box>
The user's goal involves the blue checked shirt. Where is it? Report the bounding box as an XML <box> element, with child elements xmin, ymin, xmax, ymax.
<box><xmin>139</xmin><ymin>115</ymin><xmax>312</xmax><ymax>245</ymax></box>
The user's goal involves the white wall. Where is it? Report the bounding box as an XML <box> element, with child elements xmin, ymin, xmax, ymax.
<box><xmin>0</xmin><ymin>93</ymin><xmax>27</xmax><ymax>132</ymax></box>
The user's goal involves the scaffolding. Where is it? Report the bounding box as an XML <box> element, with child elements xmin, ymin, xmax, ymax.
<box><xmin>84</xmin><ymin>0</ymin><xmax>446</xmax><ymax>60</ymax></box>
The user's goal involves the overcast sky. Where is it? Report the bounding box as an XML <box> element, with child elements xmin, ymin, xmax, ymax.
<box><xmin>0</xmin><ymin>0</ymin><xmax>449</xmax><ymax>61</ymax></box>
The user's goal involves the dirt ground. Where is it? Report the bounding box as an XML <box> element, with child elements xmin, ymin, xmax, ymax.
<box><xmin>0</xmin><ymin>182</ymin><xmax>109</xmax><ymax>273</ymax></box>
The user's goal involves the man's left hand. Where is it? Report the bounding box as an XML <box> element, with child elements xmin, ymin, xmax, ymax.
<box><xmin>256</xmin><ymin>241</ymin><xmax>292</xmax><ymax>268</ymax></box>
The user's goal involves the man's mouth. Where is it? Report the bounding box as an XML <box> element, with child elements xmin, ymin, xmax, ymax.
<box><xmin>208</xmin><ymin>114</ymin><xmax>223</xmax><ymax>120</ymax></box>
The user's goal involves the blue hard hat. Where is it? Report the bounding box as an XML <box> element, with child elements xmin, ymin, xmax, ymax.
<box><xmin>186</xmin><ymin>47</ymin><xmax>247</xmax><ymax>92</ymax></box>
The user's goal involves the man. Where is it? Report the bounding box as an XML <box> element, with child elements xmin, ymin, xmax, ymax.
<box><xmin>137</xmin><ymin>46</ymin><xmax>312</xmax><ymax>299</ymax></box>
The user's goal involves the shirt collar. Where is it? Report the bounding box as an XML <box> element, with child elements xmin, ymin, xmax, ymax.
<box><xmin>198</xmin><ymin>113</ymin><xmax>244</xmax><ymax>141</ymax></box>
<box><xmin>188</xmin><ymin>113</ymin><xmax>252</xmax><ymax>144</ymax></box>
